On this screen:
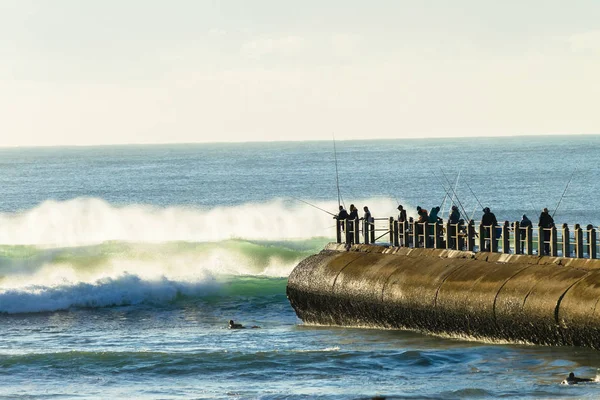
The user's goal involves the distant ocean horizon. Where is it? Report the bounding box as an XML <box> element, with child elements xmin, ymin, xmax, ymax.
<box><xmin>2</xmin><ymin>134</ymin><xmax>600</xmax><ymax>399</ymax></box>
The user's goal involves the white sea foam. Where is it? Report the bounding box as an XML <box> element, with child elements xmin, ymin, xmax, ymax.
<box><xmin>0</xmin><ymin>197</ymin><xmax>411</xmax><ymax>247</ymax></box>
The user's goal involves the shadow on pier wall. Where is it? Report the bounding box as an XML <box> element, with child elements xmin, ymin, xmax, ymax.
<box><xmin>286</xmin><ymin>243</ymin><xmax>600</xmax><ymax>348</ymax></box>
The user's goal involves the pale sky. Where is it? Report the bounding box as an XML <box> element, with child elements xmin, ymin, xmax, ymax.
<box><xmin>1</xmin><ymin>0</ymin><xmax>599</xmax><ymax>147</ymax></box>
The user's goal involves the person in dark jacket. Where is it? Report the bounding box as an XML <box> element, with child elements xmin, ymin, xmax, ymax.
<box><xmin>345</xmin><ymin>204</ymin><xmax>359</xmax><ymax>249</ymax></box>
<box><xmin>361</xmin><ymin>206</ymin><xmax>373</xmax><ymax>240</ymax></box>
<box><xmin>334</xmin><ymin>205</ymin><xmax>349</xmax><ymax>233</ymax></box>
<box><xmin>520</xmin><ymin>214</ymin><xmax>532</xmax><ymax>228</ymax></box>
<box><xmin>348</xmin><ymin>204</ymin><xmax>358</xmax><ymax>220</ymax></box>
<box><xmin>481</xmin><ymin>207</ymin><xmax>498</xmax><ymax>251</ymax></box>
<box><xmin>397</xmin><ymin>205</ymin><xmax>407</xmax><ymax>223</ymax></box>
<box><xmin>448</xmin><ymin>205</ymin><xmax>461</xmax><ymax>249</ymax></box>
<box><xmin>538</xmin><ymin>207</ymin><xmax>555</xmax><ymax>255</ymax></box>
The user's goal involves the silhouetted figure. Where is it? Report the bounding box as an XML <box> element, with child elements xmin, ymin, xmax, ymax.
<box><xmin>481</xmin><ymin>207</ymin><xmax>498</xmax><ymax>251</ymax></box>
<box><xmin>361</xmin><ymin>206</ymin><xmax>374</xmax><ymax>240</ymax></box>
<box><xmin>361</xmin><ymin>206</ymin><xmax>372</xmax><ymax>223</ymax></box>
<box><xmin>345</xmin><ymin>204</ymin><xmax>359</xmax><ymax>250</ymax></box>
<box><xmin>448</xmin><ymin>205</ymin><xmax>461</xmax><ymax>249</ymax></box>
<box><xmin>397</xmin><ymin>205</ymin><xmax>407</xmax><ymax>223</ymax></box>
<box><xmin>538</xmin><ymin>207</ymin><xmax>555</xmax><ymax>255</ymax></box>
<box><xmin>228</xmin><ymin>320</ymin><xmax>260</xmax><ymax>329</ymax></box>
<box><xmin>564</xmin><ymin>372</ymin><xmax>594</xmax><ymax>384</ymax></box>
<box><xmin>520</xmin><ymin>214</ymin><xmax>532</xmax><ymax>228</ymax></box>
<box><xmin>228</xmin><ymin>320</ymin><xmax>244</xmax><ymax>329</ymax></box>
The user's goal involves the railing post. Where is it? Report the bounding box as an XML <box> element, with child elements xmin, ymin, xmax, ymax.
<box><xmin>336</xmin><ymin>220</ymin><xmax>342</xmax><ymax>244</ymax></box>
<box><xmin>388</xmin><ymin>217</ymin><xmax>393</xmax><ymax>245</ymax></box>
<box><xmin>479</xmin><ymin>223</ymin><xmax>486</xmax><ymax>252</ymax></box>
<box><xmin>458</xmin><ymin>220</ymin><xmax>465</xmax><ymax>250</ymax></box>
<box><xmin>525</xmin><ymin>225</ymin><xmax>533</xmax><ymax>255</ymax></box>
<box><xmin>513</xmin><ymin>221</ymin><xmax>521</xmax><ymax>254</ymax></box>
<box><xmin>392</xmin><ymin>219</ymin><xmax>399</xmax><ymax>247</ymax></box>
<box><xmin>502</xmin><ymin>221</ymin><xmax>510</xmax><ymax>254</ymax></box>
<box><xmin>489</xmin><ymin>224</ymin><xmax>497</xmax><ymax>252</ymax></box>
<box><xmin>370</xmin><ymin>219</ymin><xmax>375</xmax><ymax>243</ymax></box>
<box><xmin>575</xmin><ymin>224</ymin><xmax>583</xmax><ymax>258</ymax></box>
<box><xmin>562</xmin><ymin>223</ymin><xmax>570</xmax><ymax>257</ymax></box>
<box><xmin>467</xmin><ymin>220</ymin><xmax>476</xmax><ymax>252</ymax></box>
<box><xmin>423</xmin><ymin>221</ymin><xmax>430</xmax><ymax>248</ymax></box>
<box><xmin>402</xmin><ymin>221</ymin><xmax>410</xmax><ymax>247</ymax></box>
<box><xmin>353</xmin><ymin>217</ymin><xmax>360</xmax><ymax>245</ymax></box>
<box><xmin>434</xmin><ymin>222</ymin><xmax>442</xmax><ymax>249</ymax></box>
<box><xmin>551</xmin><ymin>225</ymin><xmax>558</xmax><ymax>257</ymax></box>
<box><xmin>364</xmin><ymin>219</ymin><xmax>370</xmax><ymax>245</ymax></box>
<box><xmin>345</xmin><ymin>219</ymin><xmax>352</xmax><ymax>246</ymax></box>
<box><xmin>445</xmin><ymin>221</ymin><xmax>452</xmax><ymax>250</ymax></box>
<box><xmin>587</xmin><ymin>224</ymin><xmax>597</xmax><ymax>259</ymax></box>
<box><xmin>412</xmin><ymin>220</ymin><xmax>419</xmax><ymax>248</ymax></box>
<box><xmin>538</xmin><ymin>226</ymin><xmax>545</xmax><ymax>256</ymax></box>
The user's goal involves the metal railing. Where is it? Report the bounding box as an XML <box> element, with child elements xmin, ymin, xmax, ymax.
<box><xmin>335</xmin><ymin>217</ymin><xmax>600</xmax><ymax>259</ymax></box>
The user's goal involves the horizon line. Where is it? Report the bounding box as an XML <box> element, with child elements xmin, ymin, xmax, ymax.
<box><xmin>0</xmin><ymin>132</ymin><xmax>598</xmax><ymax>150</ymax></box>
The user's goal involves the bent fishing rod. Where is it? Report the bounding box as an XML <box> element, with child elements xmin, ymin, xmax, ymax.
<box><xmin>290</xmin><ymin>196</ymin><xmax>336</xmax><ymax>217</ymax></box>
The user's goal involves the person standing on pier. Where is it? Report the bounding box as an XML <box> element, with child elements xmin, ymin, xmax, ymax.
<box><xmin>481</xmin><ymin>207</ymin><xmax>498</xmax><ymax>251</ymax></box>
<box><xmin>361</xmin><ymin>206</ymin><xmax>373</xmax><ymax>241</ymax></box>
<box><xmin>448</xmin><ymin>205</ymin><xmax>461</xmax><ymax>249</ymax></box>
<box><xmin>397</xmin><ymin>205</ymin><xmax>407</xmax><ymax>224</ymax></box>
<box><xmin>520</xmin><ymin>214</ymin><xmax>532</xmax><ymax>228</ymax></box>
<box><xmin>334</xmin><ymin>205</ymin><xmax>349</xmax><ymax>231</ymax></box>
<box><xmin>538</xmin><ymin>208</ymin><xmax>555</xmax><ymax>255</ymax></box>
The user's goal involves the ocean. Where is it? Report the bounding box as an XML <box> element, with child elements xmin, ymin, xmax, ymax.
<box><xmin>1</xmin><ymin>135</ymin><xmax>600</xmax><ymax>399</ymax></box>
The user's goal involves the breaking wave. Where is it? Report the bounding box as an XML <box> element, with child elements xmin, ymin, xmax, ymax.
<box><xmin>0</xmin><ymin>197</ymin><xmax>405</xmax><ymax>314</ymax></box>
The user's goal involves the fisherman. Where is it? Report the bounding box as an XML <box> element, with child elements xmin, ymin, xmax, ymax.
<box><xmin>360</xmin><ymin>206</ymin><xmax>374</xmax><ymax>240</ymax></box>
<box><xmin>334</xmin><ymin>205</ymin><xmax>349</xmax><ymax>221</ymax></box>
<box><xmin>563</xmin><ymin>372</ymin><xmax>594</xmax><ymax>384</ymax></box>
<box><xmin>397</xmin><ymin>205</ymin><xmax>407</xmax><ymax>223</ymax></box>
<box><xmin>481</xmin><ymin>207</ymin><xmax>498</xmax><ymax>251</ymax></box>
<box><xmin>344</xmin><ymin>204</ymin><xmax>359</xmax><ymax>250</ymax></box>
<box><xmin>428</xmin><ymin>206</ymin><xmax>442</xmax><ymax>247</ymax></box>
<box><xmin>333</xmin><ymin>205</ymin><xmax>349</xmax><ymax>233</ymax></box>
<box><xmin>416</xmin><ymin>206</ymin><xmax>428</xmax><ymax>247</ymax></box>
<box><xmin>520</xmin><ymin>214</ymin><xmax>532</xmax><ymax>228</ymax></box>
<box><xmin>448</xmin><ymin>205</ymin><xmax>461</xmax><ymax>249</ymax></box>
<box><xmin>538</xmin><ymin>207</ymin><xmax>555</xmax><ymax>255</ymax></box>
<box><xmin>361</xmin><ymin>206</ymin><xmax>372</xmax><ymax>223</ymax></box>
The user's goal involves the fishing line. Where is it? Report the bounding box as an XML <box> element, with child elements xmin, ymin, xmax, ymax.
<box><xmin>332</xmin><ymin>135</ymin><xmax>345</xmax><ymax>209</ymax></box>
<box><xmin>552</xmin><ymin>168</ymin><xmax>577</xmax><ymax>218</ymax></box>
<box><xmin>290</xmin><ymin>196</ymin><xmax>336</xmax><ymax>217</ymax></box>
<box><xmin>438</xmin><ymin>169</ymin><xmax>470</xmax><ymax>223</ymax></box>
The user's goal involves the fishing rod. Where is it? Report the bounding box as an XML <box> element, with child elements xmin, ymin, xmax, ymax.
<box><xmin>464</xmin><ymin>181</ymin><xmax>484</xmax><ymax>211</ymax></box>
<box><xmin>332</xmin><ymin>135</ymin><xmax>345</xmax><ymax>208</ymax></box>
<box><xmin>438</xmin><ymin>169</ymin><xmax>471</xmax><ymax>223</ymax></box>
<box><xmin>290</xmin><ymin>196</ymin><xmax>336</xmax><ymax>217</ymax></box>
<box><xmin>442</xmin><ymin>171</ymin><xmax>460</xmax><ymax>219</ymax></box>
<box><xmin>552</xmin><ymin>168</ymin><xmax>577</xmax><ymax>218</ymax></box>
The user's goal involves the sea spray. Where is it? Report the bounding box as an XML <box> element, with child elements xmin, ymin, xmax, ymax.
<box><xmin>0</xmin><ymin>197</ymin><xmax>408</xmax><ymax>247</ymax></box>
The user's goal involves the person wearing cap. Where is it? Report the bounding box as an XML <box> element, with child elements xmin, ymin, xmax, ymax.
<box><xmin>538</xmin><ymin>207</ymin><xmax>555</xmax><ymax>255</ymax></box>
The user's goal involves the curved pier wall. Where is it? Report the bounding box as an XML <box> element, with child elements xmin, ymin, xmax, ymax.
<box><xmin>286</xmin><ymin>243</ymin><xmax>600</xmax><ymax>348</ymax></box>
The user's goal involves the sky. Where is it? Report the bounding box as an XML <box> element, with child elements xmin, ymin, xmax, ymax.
<box><xmin>1</xmin><ymin>0</ymin><xmax>599</xmax><ymax>147</ymax></box>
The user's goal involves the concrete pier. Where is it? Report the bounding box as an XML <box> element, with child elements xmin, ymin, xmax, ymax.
<box><xmin>286</xmin><ymin>243</ymin><xmax>600</xmax><ymax>348</ymax></box>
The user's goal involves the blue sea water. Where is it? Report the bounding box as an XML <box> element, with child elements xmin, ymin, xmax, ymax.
<box><xmin>1</xmin><ymin>135</ymin><xmax>600</xmax><ymax>399</ymax></box>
